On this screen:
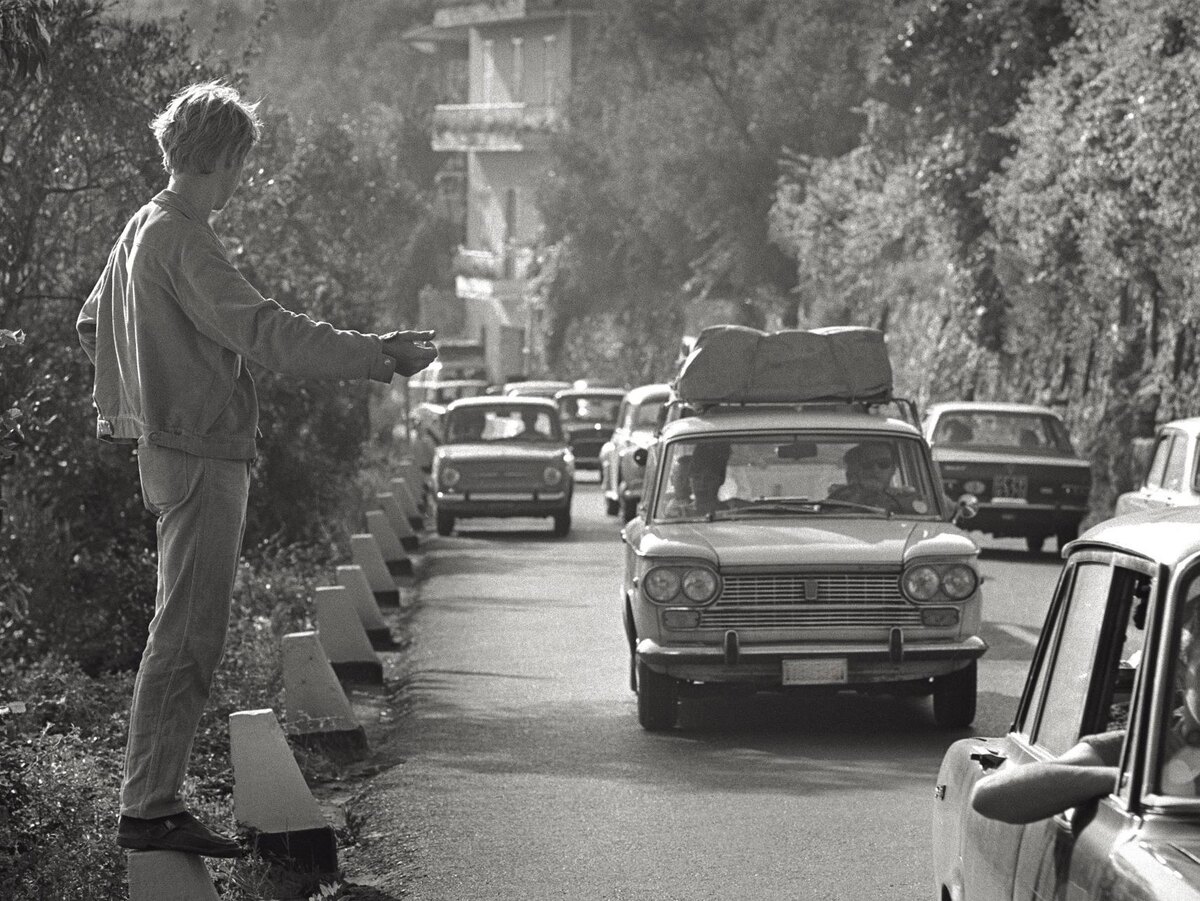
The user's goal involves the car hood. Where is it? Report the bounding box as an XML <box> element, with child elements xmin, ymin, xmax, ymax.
<box><xmin>933</xmin><ymin>447</ymin><xmax>1091</xmax><ymax>470</ymax></box>
<box><xmin>631</xmin><ymin>518</ymin><xmax>976</xmax><ymax>567</ymax></box>
<box><xmin>436</xmin><ymin>443</ymin><xmax>566</xmax><ymax>463</ymax></box>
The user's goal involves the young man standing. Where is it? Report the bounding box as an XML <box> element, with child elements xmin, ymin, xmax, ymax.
<box><xmin>76</xmin><ymin>81</ymin><xmax>437</xmax><ymax>857</ymax></box>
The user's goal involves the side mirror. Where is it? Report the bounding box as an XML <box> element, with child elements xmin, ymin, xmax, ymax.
<box><xmin>632</xmin><ymin>447</ymin><xmax>648</xmax><ymax>467</ymax></box>
<box><xmin>954</xmin><ymin>493</ymin><xmax>979</xmax><ymax>523</ymax></box>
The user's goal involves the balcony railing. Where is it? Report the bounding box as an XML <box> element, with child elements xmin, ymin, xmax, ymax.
<box><xmin>432</xmin><ymin>103</ymin><xmax>564</xmax><ymax>152</ymax></box>
<box><xmin>455</xmin><ymin>246</ymin><xmax>536</xmax><ymax>280</ymax></box>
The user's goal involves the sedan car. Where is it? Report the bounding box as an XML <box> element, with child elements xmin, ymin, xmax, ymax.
<box><xmin>1114</xmin><ymin>417</ymin><xmax>1200</xmax><ymax>516</ymax></box>
<box><xmin>430</xmin><ymin>397</ymin><xmax>574</xmax><ymax>537</ymax></box>
<box><xmin>933</xmin><ymin>506</ymin><xmax>1200</xmax><ymax>901</ymax></box>
<box><xmin>622</xmin><ymin>403</ymin><xmax>984</xmax><ymax>731</ymax></box>
<box><xmin>553</xmin><ymin>387</ymin><xmax>626</xmax><ymax>471</ymax></box>
<box><xmin>599</xmin><ymin>383</ymin><xmax>671</xmax><ymax>522</ymax></box>
<box><xmin>923</xmin><ymin>401</ymin><xmax>1092</xmax><ymax>553</ymax></box>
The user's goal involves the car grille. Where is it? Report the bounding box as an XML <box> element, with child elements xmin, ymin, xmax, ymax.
<box><xmin>455</xmin><ymin>463</ymin><xmax>546</xmax><ymax>487</ymax></box>
<box><xmin>700</xmin><ymin>571</ymin><xmax>921</xmax><ymax>630</ymax></box>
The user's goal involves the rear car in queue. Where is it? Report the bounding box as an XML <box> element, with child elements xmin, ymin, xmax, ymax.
<box><xmin>554</xmin><ymin>387</ymin><xmax>626</xmax><ymax>471</ymax></box>
<box><xmin>431</xmin><ymin>397</ymin><xmax>574</xmax><ymax>537</ymax></box>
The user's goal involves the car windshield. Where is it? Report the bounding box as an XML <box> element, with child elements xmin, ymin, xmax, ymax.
<box><xmin>558</xmin><ymin>394</ymin><xmax>622</xmax><ymax>425</ymax></box>
<box><xmin>932</xmin><ymin>410</ymin><xmax>1075</xmax><ymax>455</ymax></box>
<box><xmin>444</xmin><ymin>406</ymin><xmax>563</xmax><ymax>444</ymax></box>
<box><xmin>652</xmin><ymin>433</ymin><xmax>942</xmax><ymax>522</ymax></box>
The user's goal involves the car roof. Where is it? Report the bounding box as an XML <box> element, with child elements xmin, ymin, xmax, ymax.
<box><xmin>446</xmin><ymin>396</ymin><xmax>557</xmax><ymax>411</ymax></box>
<box><xmin>423</xmin><ymin>379</ymin><xmax>489</xmax><ymax>388</ymax></box>
<box><xmin>555</xmin><ymin>388</ymin><xmax>627</xmax><ymax>399</ymax></box>
<box><xmin>624</xmin><ymin>383</ymin><xmax>672</xmax><ymax>404</ymax></box>
<box><xmin>1072</xmin><ymin>506</ymin><xmax>1200</xmax><ymax>565</ymax></box>
<box><xmin>1156</xmin><ymin>417</ymin><xmax>1200</xmax><ymax>435</ymax></box>
<box><xmin>926</xmin><ymin>401</ymin><xmax>1065</xmax><ymax>418</ymax></box>
<box><xmin>659</xmin><ymin>408</ymin><xmax>923</xmax><ymax>440</ymax></box>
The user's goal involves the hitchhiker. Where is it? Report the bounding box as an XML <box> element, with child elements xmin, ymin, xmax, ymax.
<box><xmin>76</xmin><ymin>80</ymin><xmax>437</xmax><ymax>857</ymax></box>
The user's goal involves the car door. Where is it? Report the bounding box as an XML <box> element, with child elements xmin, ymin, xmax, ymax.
<box><xmin>1013</xmin><ymin>554</ymin><xmax>1158</xmax><ymax>901</ymax></box>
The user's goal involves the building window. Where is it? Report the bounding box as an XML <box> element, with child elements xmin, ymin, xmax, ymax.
<box><xmin>543</xmin><ymin>34</ymin><xmax>557</xmax><ymax>106</ymax></box>
<box><xmin>511</xmin><ymin>37</ymin><xmax>524</xmax><ymax>103</ymax></box>
<box><xmin>482</xmin><ymin>39</ymin><xmax>494</xmax><ymax>103</ymax></box>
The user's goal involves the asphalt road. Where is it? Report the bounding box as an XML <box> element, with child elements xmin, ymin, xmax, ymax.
<box><xmin>345</xmin><ymin>477</ymin><xmax>1060</xmax><ymax>901</ymax></box>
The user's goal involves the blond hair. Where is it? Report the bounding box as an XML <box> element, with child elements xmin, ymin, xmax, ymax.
<box><xmin>150</xmin><ymin>81</ymin><xmax>262</xmax><ymax>175</ymax></box>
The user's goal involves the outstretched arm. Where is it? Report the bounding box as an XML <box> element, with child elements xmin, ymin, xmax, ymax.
<box><xmin>971</xmin><ymin>737</ymin><xmax>1120</xmax><ymax>824</ymax></box>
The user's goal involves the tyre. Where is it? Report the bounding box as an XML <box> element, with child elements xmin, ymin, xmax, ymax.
<box><xmin>1025</xmin><ymin>535</ymin><xmax>1046</xmax><ymax>554</ymax></box>
<box><xmin>636</xmin><ymin>660</ymin><xmax>679</xmax><ymax>731</ymax></box>
<box><xmin>1056</xmin><ymin>524</ymin><xmax>1079</xmax><ymax>553</ymax></box>
<box><xmin>933</xmin><ymin>661</ymin><xmax>977</xmax><ymax>728</ymax></box>
<box><xmin>619</xmin><ymin>484</ymin><xmax>638</xmax><ymax>523</ymax></box>
<box><xmin>552</xmin><ymin>509</ymin><xmax>572</xmax><ymax>537</ymax></box>
<box><xmin>435</xmin><ymin>509</ymin><xmax>455</xmax><ymax>537</ymax></box>
<box><xmin>605</xmin><ymin>495</ymin><xmax>620</xmax><ymax>517</ymax></box>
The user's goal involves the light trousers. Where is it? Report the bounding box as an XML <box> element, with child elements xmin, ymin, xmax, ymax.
<box><xmin>120</xmin><ymin>443</ymin><xmax>249</xmax><ymax>818</ymax></box>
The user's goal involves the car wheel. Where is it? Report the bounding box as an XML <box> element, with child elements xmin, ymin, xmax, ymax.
<box><xmin>605</xmin><ymin>494</ymin><xmax>620</xmax><ymax>517</ymax></box>
<box><xmin>1025</xmin><ymin>535</ymin><xmax>1046</xmax><ymax>554</ymax></box>
<box><xmin>636</xmin><ymin>660</ymin><xmax>679</xmax><ymax>731</ymax></box>
<box><xmin>932</xmin><ymin>661</ymin><xmax>977</xmax><ymax>728</ymax></box>
<box><xmin>1056</xmin><ymin>525</ymin><xmax>1079</xmax><ymax>553</ymax></box>
<box><xmin>435</xmin><ymin>510</ymin><xmax>455</xmax><ymax>537</ymax></box>
<box><xmin>552</xmin><ymin>509</ymin><xmax>571</xmax><ymax>537</ymax></box>
<box><xmin>619</xmin><ymin>484</ymin><xmax>638</xmax><ymax>523</ymax></box>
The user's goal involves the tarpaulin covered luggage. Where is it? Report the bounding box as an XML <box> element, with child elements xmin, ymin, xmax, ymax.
<box><xmin>674</xmin><ymin>325</ymin><xmax>893</xmax><ymax>405</ymax></box>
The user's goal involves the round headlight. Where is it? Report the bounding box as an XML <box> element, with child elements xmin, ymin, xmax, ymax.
<box><xmin>543</xmin><ymin>466</ymin><xmax>564</xmax><ymax>486</ymax></box>
<box><xmin>440</xmin><ymin>466</ymin><xmax>461</xmax><ymax>488</ymax></box>
<box><xmin>681</xmin><ymin>568</ymin><xmax>719</xmax><ymax>603</ymax></box>
<box><xmin>903</xmin><ymin>565</ymin><xmax>941</xmax><ymax>602</ymax></box>
<box><xmin>643</xmin><ymin>567</ymin><xmax>681</xmax><ymax>602</ymax></box>
<box><xmin>940</xmin><ymin>564</ymin><xmax>978</xmax><ymax>600</ymax></box>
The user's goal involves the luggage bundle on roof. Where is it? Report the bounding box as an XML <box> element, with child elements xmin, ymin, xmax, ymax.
<box><xmin>673</xmin><ymin>325</ymin><xmax>893</xmax><ymax>406</ymax></box>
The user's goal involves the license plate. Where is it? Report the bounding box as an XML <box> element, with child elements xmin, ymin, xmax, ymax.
<box><xmin>782</xmin><ymin>659</ymin><xmax>847</xmax><ymax>685</ymax></box>
<box><xmin>469</xmin><ymin>492</ymin><xmax>534</xmax><ymax>502</ymax></box>
<box><xmin>992</xmin><ymin>475</ymin><xmax>1028</xmax><ymax>500</ymax></box>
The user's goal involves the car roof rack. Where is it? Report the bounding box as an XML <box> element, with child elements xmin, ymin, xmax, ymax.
<box><xmin>657</xmin><ymin>395</ymin><xmax>921</xmax><ymax>433</ymax></box>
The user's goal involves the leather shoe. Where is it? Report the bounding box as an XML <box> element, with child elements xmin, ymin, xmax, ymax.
<box><xmin>117</xmin><ymin>811</ymin><xmax>245</xmax><ymax>858</ymax></box>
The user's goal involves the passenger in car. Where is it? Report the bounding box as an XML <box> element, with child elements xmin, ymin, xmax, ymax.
<box><xmin>688</xmin><ymin>441</ymin><xmax>733</xmax><ymax>515</ymax></box>
<box><xmin>938</xmin><ymin>418</ymin><xmax>974</xmax><ymax>444</ymax></box>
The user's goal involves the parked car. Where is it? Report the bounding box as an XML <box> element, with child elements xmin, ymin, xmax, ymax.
<box><xmin>501</xmin><ymin>380</ymin><xmax>573</xmax><ymax>398</ymax></box>
<box><xmin>1114</xmin><ymin>417</ymin><xmax>1200</xmax><ymax>517</ymax></box>
<box><xmin>430</xmin><ymin>397</ymin><xmax>574</xmax><ymax>537</ymax></box>
<box><xmin>932</xmin><ymin>505</ymin><xmax>1200</xmax><ymax>901</ymax></box>
<box><xmin>553</xmin><ymin>387</ymin><xmax>626</xmax><ymax>471</ymax></box>
<box><xmin>622</xmin><ymin>402</ymin><xmax>984</xmax><ymax>731</ymax></box>
<box><xmin>923</xmin><ymin>401</ymin><xmax>1092</xmax><ymax>553</ymax></box>
<box><xmin>599</xmin><ymin>383</ymin><xmax>671</xmax><ymax>522</ymax></box>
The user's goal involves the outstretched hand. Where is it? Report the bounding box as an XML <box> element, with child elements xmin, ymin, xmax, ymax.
<box><xmin>381</xmin><ymin>330</ymin><xmax>438</xmax><ymax>377</ymax></box>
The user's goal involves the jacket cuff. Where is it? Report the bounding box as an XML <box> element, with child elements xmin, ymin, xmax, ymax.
<box><xmin>368</xmin><ymin>352</ymin><xmax>396</xmax><ymax>383</ymax></box>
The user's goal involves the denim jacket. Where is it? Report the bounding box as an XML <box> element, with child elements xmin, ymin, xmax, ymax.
<box><xmin>77</xmin><ymin>190</ymin><xmax>395</xmax><ymax>459</ymax></box>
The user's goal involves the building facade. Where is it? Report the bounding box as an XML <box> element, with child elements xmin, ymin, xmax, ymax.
<box><xmin>410</xmin><ymin>0</ymin><xmax>591</xmax><ymax>384</ymax></box>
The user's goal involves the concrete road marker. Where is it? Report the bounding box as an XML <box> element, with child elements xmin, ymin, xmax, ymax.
<box><xmin>396</xmin><ymin>461</ymin><xmax>426</xmax><ymax>510</ymax></box>
<box><xmin>389</xmin><ymin>476</ymin><xmax>425</xmax><ymax>531</ymax></box>
<box><xmin>365</xmin><ymin>509</ymin><xmax>414</xmax><ymax>574</ymax></box>
<box><xmin>281</xmin><ymin>630</ymin><xmax>368</xmax><ymax>758</ymax></box>
<box><xmin>334</xmin><ymin>564</ymin><xmax>395</xmax><ymax>649</ymax></box>
<box><xmin>376</xmin><ymin>492</ymin><xmax>420</xmax><ymax>552</ymax></box>
<box><xmin>230</xmin><ymin>708</ymin><xmax>337</xmax><ymax>874</ymax></box>
<box><xmin>127</xmin><ymin>850</ymin><xmax>220</xmax><ymax>901</ymax></box>
<box><xmin>350</xmin><ymin>533</ymin><xmax>398</xmax><ymax>606</ymax></box>
<box><xmin>314</xmin><ymin>587</ymin><xmax>383</xmax><ymax>685</ymax></box>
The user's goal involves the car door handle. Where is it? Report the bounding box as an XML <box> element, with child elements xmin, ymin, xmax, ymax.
<box><xmin>969</xmin><ymin>749</ymin><xmax>1007</xmax><ymax>771</ymax></box>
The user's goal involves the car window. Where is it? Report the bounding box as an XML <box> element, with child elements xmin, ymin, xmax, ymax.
<box><xmin>1146</xmin><ymin>433</ymin><xmax>1175</xmax><ymax>489</ymax></box>
<box><xmin>1164</xmin><ymin>433</ymin><xmax>1190</xmax><ymax>493</ymax></box>
<box><xmin>1032</xmin><ymin>562</ymin><xmax>1114</xmax><ymax>755</ymax></box>
<box><xmin>445</xmin><ymin>407</ymin><xmax>562</xmax><ymax>443</ymax></box>
<box><xmin>558</xmin><ymin>395</ymin><xmax>622</xmax><ymax>424</ymax></box>
<box><xmin>632</xmin><ymin>400</ymin><xmax>665</xmax><ymax>429</ymax></box>
<box><xmin>1156</xmin><ymin>569</ymin><xmax>1200</xmax><ymax>797</ymax></box>
<box><xmin>651</xmin><ymin>433</ymin><xmax>941</xmax><ymax>522</ymax></box>
<box><xmin>932</xmin><ymin>410</ymin><xmax>1074</xmax><ymax>454</ymax></box>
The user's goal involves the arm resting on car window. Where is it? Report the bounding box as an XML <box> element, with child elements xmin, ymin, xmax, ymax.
<box><xmin>970</xmin><ymin>733</ymin><xmax>1122</xmax><ymax>824</ymax></box>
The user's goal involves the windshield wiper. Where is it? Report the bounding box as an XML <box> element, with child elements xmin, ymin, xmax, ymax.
<box><xmin>813</xmin><ymin>498</ymin><xmax>891</xmax><ymax>516</ymax></box>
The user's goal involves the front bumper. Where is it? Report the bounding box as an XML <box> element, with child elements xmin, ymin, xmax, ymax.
<box><xmin>636</xmin><ymin>635</ymin><xmax>987</xmax><ymax>685</ymax></box>
<box><xmin>435</xmin><ymin>490</ymin><xmax>570</xmax><ymax>518</ymax></box>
